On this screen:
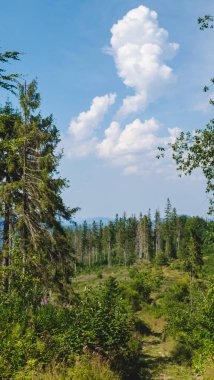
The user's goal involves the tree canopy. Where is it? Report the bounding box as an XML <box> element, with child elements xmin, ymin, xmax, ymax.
<box><xmin>158</xmin><ymin>16</ymin><xmax>214</xmax><ymax>215</ymax></box>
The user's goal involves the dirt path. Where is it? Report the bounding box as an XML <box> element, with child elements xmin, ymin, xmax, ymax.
<box><xmin>140</xmin><ymin>312</ymin><xmax>201</xmax><ymax>380</ymax></box>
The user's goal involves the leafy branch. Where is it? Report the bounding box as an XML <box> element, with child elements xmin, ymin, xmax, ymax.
<box><xmin>198</xmin><ymin>15</ymin><xmax>214</xmax><ymax>30</ymax></box>
<box><xmin>0</xmin><ymin>50</ymin><xmax>21</xmax><ymax>93</ymax></box>
<box><xmin>157</xmin><ymin>15</ymin><xmax>214</xmax><ymax>215</ymax></box>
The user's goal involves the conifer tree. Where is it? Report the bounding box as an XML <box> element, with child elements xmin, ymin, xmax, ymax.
<box><xmin>164</xmin><ymin>198</ymin><xmax>174</xmax><ymax>258</ymax></box>
<box><xmin>147</xmin><ymin>209</ymin><xmax>154</xmax><ymax>259</ymax></box>
<box><xmin>82</xmin><ymin>220</ymin><xmax>88</xmax><ymax>266</ymax></box>
<box><xmin>0</xmin><ymin>50</ymin><xmax>20</xmax><ymax>93</ymax></box>
<box><xmin>91</xmin><ymin>221</ymin><xmax>99</xmax><ymax>265</ymax></box>
<box><xmin>0</xmin><ymin>102</ymin><xmax>22</xmax><ymax>290</ymax></box>
<box><xmin>136</xmin><ymin>213</ymin><xmax>143</xmax><ymax>259</ymax></box>
<box><xmin>154</xmin><ymin>210</ymin><xmax>161</xmax><ymax>256</ymax></box>
<box><xmin>0</xmin><ymin>80</ymin><xmax>78</xmax><ymax>295</ymax></box>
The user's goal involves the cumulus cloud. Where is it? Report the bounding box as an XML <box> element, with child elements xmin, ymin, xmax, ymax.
<box><xmin>64</xmin><ymin>5</ymin><xmax>181</xmax><ymax>176</ymax></box>
<box><xmin>97</xmin><ymin>118</ymin><xmax>159</xmax><ymax>159</ymax></box>
<box><xmin>109</xmin><ymin>5</ymin><xmax>179</xmax><ymax>116</ymax></box>
<box><xmin>97</xmin><ymin>118</ymin><xmax>181</xmax><ymax>173</ymax></box>
<box><xmin>69</xmin><ymin>93</ymin><xmax>116</xmax><ymax>141</ymax></box>
<box><xmin>64</xmin><ymin>93</ymin><xmax>116</xmax><ymax>157</ymax></box>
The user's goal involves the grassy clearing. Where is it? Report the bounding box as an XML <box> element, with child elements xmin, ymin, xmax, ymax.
<box><xmin>73</xmin><ymin>266</ymin><xmax>130</xmax><ymax>292</ymax></box>
<box><xmin>139</xmin><ymin>307</ymin><xmax>197</xmax><ymax>380</ymax></box>
<box><xmin>72</xmin><ymin>263</ymin><xmax>214</xmax><ymax>380</ymax></box>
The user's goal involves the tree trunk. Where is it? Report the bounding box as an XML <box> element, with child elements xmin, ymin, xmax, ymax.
<box><xmin>22</xmin><ymin>139</ymin><xmax>27</xmax><ymax>273</ymax></box>
<box><xmin>2</xmin><ymin>205</ymin><xmax>10</xmax><ymax>291</ymax></box>
<box><xmin>189</xmin><ymin>269</ymin><xmax>193</xmax><ymax>313</ymax></box>
<box><xmin>107</xmin><ymin>239</ymin><xmax>111</xmax><ymax>268</ymax></box>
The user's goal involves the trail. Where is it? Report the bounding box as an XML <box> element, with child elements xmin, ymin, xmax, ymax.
<box><xmin>141</xmin><ymin>312</ymin><xmax>203</xmax><ymax>380</ymax></box>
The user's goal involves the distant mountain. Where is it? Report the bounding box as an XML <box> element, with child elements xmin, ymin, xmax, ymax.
<box><xmin>72</xmin><ymin>216</ymin><xmax>112</xmax><ymax>226</ymax></box>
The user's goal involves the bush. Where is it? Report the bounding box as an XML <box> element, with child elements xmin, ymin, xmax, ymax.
<box><xmin>171</xmin><ymin>341</ymin><xmax>193</xmax><ymax>364</ymax></box>
<box><xmin>155</xmin><ymin>251</ymin><xmax>169</xmax><ymax>266</ymax></box>
<box><xmin>123</xmin><ymin>270</ymin><xmax>152</xmax><ymax>311</ymax></box>
<box><xmin>164</xmin><ymin>278</ymin><xmax>214</xmax><ymax>369</ymax></box>
<box><xmin>97</xmin><ymin>270</ymin><xmax>103</xmax><ymax>279</ymax></box>
<box><xmin>14</xmin><ymin>354</ymin><xmax>120</xmax><ymax>380</ymax></box>
<box><xmin>71</xmin><ymin>353</ymin><xmax>120</xmax><ymax>380</ymax></box>
<box><xmin>0</xmin><ymin>277</ymin><xmax>135</xmax><ymax>378</ymax></box>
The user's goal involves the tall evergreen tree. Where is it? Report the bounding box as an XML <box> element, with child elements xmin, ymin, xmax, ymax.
<box><xmin>0</xmin><ymin>80</ymin><xmax>78</xmax><ymax>296</ymax></box>
<box><xmin>154</xmin><ymin>210</ymin><xmax>161</xmax><ymax>256</ymax></box>
<box><xmin>164</xmin><ymin>198</ymin><xmax>175</xmax><ymax>258</ymax></box>
<box><xmin>0</xmin><ymin>102</ymin><xmax>22</xmax><ymax>290</ymax></box>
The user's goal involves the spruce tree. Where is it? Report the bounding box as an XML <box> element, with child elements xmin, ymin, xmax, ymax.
<box><xmin>154</xmin><ymin>210</ymin><xmax>161</xmax><ymax>256</ymax></box>
<box><xmin>0</xmin><ymin>102</ymin><xmax>22</xmax><ymax>290</ymax></box>
<box><xmin>0</xmin><ymin>50</ymin><xmax>20</xmax><ymax>93</ymax></box>
<box><xmin>0</xmin><ymin>80</ymin><xmax>78</xmax><ymax>297</ymax></box>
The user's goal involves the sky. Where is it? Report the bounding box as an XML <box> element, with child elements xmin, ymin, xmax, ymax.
<box><xmin>0</xmin><ymin>0</ymin><xmax>213</xmax><ymax>219</ymax></box>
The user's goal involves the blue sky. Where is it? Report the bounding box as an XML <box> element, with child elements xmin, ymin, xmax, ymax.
<box><xmin>0</xmin><ymin>0</ymin><xmax>213</xmax><ymax>219</ymax></box>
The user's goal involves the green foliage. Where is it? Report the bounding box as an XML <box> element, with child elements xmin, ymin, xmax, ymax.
<box><xmin>14</xmin><ymin>353</ymin><xmax>120</xmax><ymax>380</ymax></box>
<box><xmin>155</xmin><ymin>251</ymin><xmax>169</xmax><ymax>266</ymax></box>
<box><xmin>0</xmin><ymin>49</ymin><xmax>20</xmax><ymax>93</ymax></box>
<box><xmin>122</xmin><ymin>269</ymin><xmax>152</xmax><ymax>311</ymax></box>
<box><xmin>0</xmin><ymin>82</ymin><xmax>78</xmax><ymax>297</ymax></box>
<box><xmin>69</xmin><ymin>353</ymin><xmax>120</xmax><ymax>380</ymax></box>
<box><xmin>171</xmin><ymin>122</ymin><xmax>214</xmax><ymax>214</ymax></box>
<box><xmin>198</xmin><ymin>15</ymin><xmax>214</xmax><ymax>30</ymax></box>
<box><xmin>164</xmin><ymin>277</ymin><xmax>214</xmax><ymax>370</ymax></box>
<box><xmin>72</xmin><ymin>200</ymin><xmax>212</xmax><ymax>272</ymax></box>
<box><xmin>0</xmin><ymin>277</ymin><xmax>136</xmax><ymax>379</ymax></box>
<box><xmin>181</xmin><ymin>217</ymin><xmax>205</xmax><ymax>276</ymax></box>
<box><xmin>171</xmin><ymin>342</ymin><xmax>193</xmax><ymax>364</ymax></box>
<box><xmin>157</xmin><ymin>17</ymin><xmax>214</xmax><ymax>215</ymax></box>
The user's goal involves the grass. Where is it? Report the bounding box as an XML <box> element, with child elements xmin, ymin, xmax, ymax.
<box><xmin>16</xmin><ymin>354</ymin><xmax>120</xmax><ymax>380</ymax></box>
<box><xmin>72</xmin><ymin>266</ymin><xmax>130</xmax><ymax>293</ymax></box>
<box><xmin>203</xmin><ymin>251</ymin><xmax>214</xmax><ymax>277</ymax></box>
<box><xmin>72</xmin><ymin>262</ymin><xmax>214</xmax><ymax>380</ymax></box>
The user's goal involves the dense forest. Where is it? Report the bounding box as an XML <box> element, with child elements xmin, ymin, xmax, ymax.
<box><xmin>69</xmin><ymin>201</ymin><xmax>210</xmax><ymax>271</ymax></box>
<box><xmin>0</xmin><ymin>14</ymin><xmax>213</xmax><ymax>380</ymax></box>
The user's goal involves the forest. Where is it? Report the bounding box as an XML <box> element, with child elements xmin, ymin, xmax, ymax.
<box><xmin>0</xmin><ymin>13</ymin><xmax>214</xmax><ymax>380</ymax></box>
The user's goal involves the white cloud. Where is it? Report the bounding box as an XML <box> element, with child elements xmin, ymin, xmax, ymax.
<box><xmin>124</xmin><ymin>165</ymin><xmax>140</xmax><ymax>175</ymax></box>
<box><xmin>64</xmin><ymin>5</ymin><xmax>181</xmax><ymax>176</ymax></box>
<box><xmin>64</xmin><ymin>93</ymin><xmax>116</xmax><ymax>157</ymax></box>
<box><xmin>69</xmin><ymin>93</ymin><xmax>116</xmax><ymax>141</ymax></box>
<box><xmin>64</xmin><ymin>137</ymin><xmax>98</xmax><ymax>158</ymax></box>
<box><xmin>109</xmin><ymin>5</ymin><xmax>179</xmax><ymax>116</ymax></box>
<box><xmin>97</xmin><ymin>118</ymin><xmax>181</xmax><ymax>173</ymax></box>
<box><xmin>97</xmin><ymin>118</ymin><xmax>160</xmax><ymax>159</ymax></box>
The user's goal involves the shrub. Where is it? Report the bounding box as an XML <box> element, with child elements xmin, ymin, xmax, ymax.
<box><xmin>14</xmin><ymin>354</ymin><xmax>120</xmax><ymax>380</ymax></box>
<box><xmin>0</xmin><ymin>277</ymin><xmax>135</xmax><ymax>378</ymax></box>
<box><xmin>71</xmin><ymin>353</ymin><xmax>120</xmax><ymax>380</ymax></box>
<box><xmin>155</xmin><ymin>251</ymin><xmax>169</xmax><ymax>266</ymax></box>
<box><xmin>164</xmin><ymin>278</ymin><xmax>214</xmax><ymax>369</ymax></box>
<box><xmin>171</xmin><ymin>341</ymin><xmax>193</xmax><ymax>364</ymax></box>
<box><xmin>123</xmin><ymin>270</ymin><xmax>152</xmax><ymax>311</ymax></box>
